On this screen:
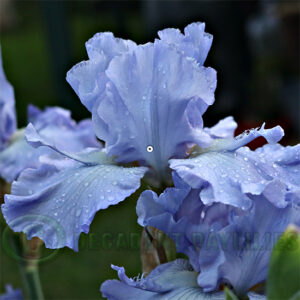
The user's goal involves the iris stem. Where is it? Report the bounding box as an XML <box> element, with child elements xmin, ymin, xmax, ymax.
<box><xmin>19</xmin><ymin>257</ymin><xmax>44</xmax><ymax>300</ymax></box>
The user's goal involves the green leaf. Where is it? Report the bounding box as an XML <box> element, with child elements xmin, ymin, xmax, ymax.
<box><xmin>224</xmin><ymin>287</ymin><xmax>239</xmax><ymax>300</ymax></box>
<box><xmin>267</xmin><ymin>225</ymin><xmax>300</xmax><ymax>300</ymax></box>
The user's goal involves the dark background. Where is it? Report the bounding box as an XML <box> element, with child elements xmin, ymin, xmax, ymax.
<box><xmin>0</xmin><ymin>1</ymin><xmax>299</xmax><ymax>299</ymax></box>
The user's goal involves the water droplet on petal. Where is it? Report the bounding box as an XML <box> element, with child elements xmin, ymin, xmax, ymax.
<box><xmin>147</xmin><ymin>145</ymin><xmax>154</xmax><ymax>152</ymax></box>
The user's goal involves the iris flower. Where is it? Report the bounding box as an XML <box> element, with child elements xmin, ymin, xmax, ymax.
<box><xmin>2</xmin><ymin>23</ymin><xmax>218</xmax><ymax>251</ymax></box>
<box><xmin>135</xmin><ymin>169</ymin><xmax>300</xmax><ymax>298</ymax></box>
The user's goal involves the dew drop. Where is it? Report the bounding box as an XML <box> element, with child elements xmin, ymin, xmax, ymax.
<box><xmin>76</xmin><ymin>209</ymin><xmax>81</xmax><ymax>217</ymax></box>
<box><xmin>147</xmin><ymin>145</ymin><xmax>154</xmax><ymax>153</ymax></box>
<box><xmin>84</xmin><ymin>182</ymin><xmax>89</xmax><ymax>187</ymax></box>
<box><xmin>200</xmin><ymin>211</ymin><xmax>205</xmax><ymax>219</ymax></box>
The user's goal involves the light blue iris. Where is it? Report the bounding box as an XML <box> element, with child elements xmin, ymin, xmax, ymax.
<box><xmin>2</xmin><ymin>22</ymin><xmax>218</xmax><ymax>251</ymax></box>
<box><xmin>137</xmin><ymin>171</ymin><xmax>300</xmax><ymax>297</ymax></box>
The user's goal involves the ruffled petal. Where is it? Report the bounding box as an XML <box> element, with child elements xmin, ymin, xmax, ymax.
<box><xmin>203</xmin><ymin>124</ymin><xmax>284</xmax><ymax>153</ymax></box>
<box><xmin>0</xmin><ymin>107</ymin><xmax>100</xmax><ymax>182</ymax></box>
<box><xmin>100</xmin><ymin>259</ymin><xmax>225</xmax><ymax>300</ymax></box>
<box><xmin>93</xmin><ymin>40</ymin><xmax>216</xmax><ymax>176</ymax></box>
<box><xmin>2</xmin><ymin>149</ymin><xmax>147</xmax><ymax>251</ymax></box>
<box><xmin>137</xmin><ymin>179</ymin><xmax>298</xmax><ymax>297</ymax></box>
<box><xmin>158</xmin><ymin>22</ymin><xmax>213</xmax><ymax>65</ymax></box>
<box><xmin>204</xmin><ymin>117</ymin><xmax>237</xmax><ymax>139</ymax></box>
<box><xmin>170</xmin><ymin>125</ymin><xmax>294</xmax><ymax>209</ymax></box>
<box><xmin>0</xmin><ymin>46</ymin><xmax>16</xmax><ymax>149</ymax></box>
<box><xmin>66</xmin><ymin>32</ymin><xmax>136</xmax><ymax>111</ymax></box>
<box><xmin>85</xmin><ymin>32</ymin><xmax>136</xmax><ymax>61</ymax></box>
<box><xmin>136</xmin><ymin>175</ymin><xmax>234</xmax><ymax>270</ymax></box>
<box><xmin>0</xmin><ymin>285</ymin><xmax>23</xmax><ymax>300</ymax></box>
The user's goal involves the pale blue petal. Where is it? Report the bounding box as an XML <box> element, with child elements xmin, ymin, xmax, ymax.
<box><xmin>158</xmin><ymin>22</ymin><xmax>213</xmax><ymax>65</ymax></box>
<box><xmin>100</xmin><ymin>259</ymin><xmax>225</xmax><ymax>300</ymax></box>
<box><xmin>85</xmin><ymin>32</ymin><xmax>136</xmax><ymax>61</ymax></box>
<box><xmin>93</xmin><ymin>40</ymin><xmax>216</xmax><ymax>176</ymax></box>
<box><xmin>2</xmin><ymin>149</ymin><xmax>147</xmax><ymax>251</ymax></box>
<box><xmin>136</xmin><ymin>176</ymin><xmax>234</xmax><ymax>269</ymax></box>
<box><xmin>66</xmin><ymin>32</ymin><xmax>136</xmax><ymax>111</ymax></box>
<box><xmin>137</xmin><ymin>178</ymin><xmax>298</xmax><ymax>297</ymax></box>
<box><xmin>0</xmin><ymin>46</ymin><xmax>16</xmax><ymax>149</ymax></box>
<box><xmin>204</xmin><ymin>117</ymin><xmax>237</xmax><ymax>139</ymax></box>
<box><xmin>252</xmin><ymin>143</ymin><xmax>300</xmax><ymax>189</ymax></box>
<box><xmin>197</xmin><ymin>194</ymin><xmax>300</xmax><ymax>296</ymax></box>
<box><xmin>0</xmin><ymin>285</ymin><xmax>23</xmax><ymax>300</ymax></box>
<box><xmin>170</xmin><ymin>126</ymin><xmax>291</xmax><ymax>209</ymax></box>
<box><xmin>0</xmin><ymin>107</ymin><xmax>100</xmax><ymax>182</ymax></box>
<box><xmin>204</xmin><ymin>124</ymin><xmax>284</xmax><ymax>152</ymax></box>
<box><xmin>0</xmin><ymin>129</ymin><xmax>45</xmax><ymax>182</ymax></box>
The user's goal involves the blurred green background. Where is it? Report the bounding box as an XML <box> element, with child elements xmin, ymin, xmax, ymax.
<box><xmin>0</xmin><ymin>1</ymin><xmax>299</xmax><ymax>299</ymax></box>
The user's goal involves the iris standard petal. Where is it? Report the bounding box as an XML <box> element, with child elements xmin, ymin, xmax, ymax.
<box><xmin>93</xmin><ymin>40</ymin><xmax>216</xmax><ymax>176</ymax></box>
<box><xmin>170</xmin><ymin>125</ymin><xmax>292</xmax><ymax>209</ymax></box>
<box><xmin>66</xmin><ymin>32</ymin><xmax>136</xmax><ymax>111</ymax></box>
<box><xmin>0</xmin><ymin>47</ymin><xmax>16</xmax><ymax>149</ymax></box>
<box><xmin>158</xmin><ymin>22</ymin><xmax>213</xmax><ymax>65</ymax></box>
<box><xmin>2</xmin><ymin>149</ymin><xmax>147</xmax><ymax>251</ymax></box>
<box><xmin>100</xmin><ymin>259</ymin><xmax>225</xmax><ymax>300</ymax></box>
